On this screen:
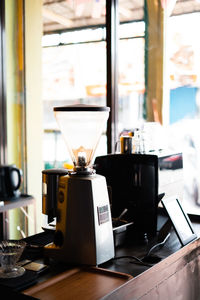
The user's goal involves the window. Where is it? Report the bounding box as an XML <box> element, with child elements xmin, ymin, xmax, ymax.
<box><xmin>42</xmin><ymin>1</ymin><xmax>146</xmax><ymax>169</ymax></box>
<box><xmin>166</xmin><ymin>11</ymin><xmax>200</xmax><ymax>215</ymax></box>
<box><xmin>1</xmin><ymin>0</ymin><xmax>200</xmax><ymax>239</ymax></box>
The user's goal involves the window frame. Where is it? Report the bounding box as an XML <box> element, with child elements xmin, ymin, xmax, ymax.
<box><xmin>0</xmin><ymin>0</ymin><xmax>7</xmax><ymax>165</ymax></box>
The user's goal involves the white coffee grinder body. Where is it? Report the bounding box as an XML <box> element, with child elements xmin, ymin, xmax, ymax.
<box><xmin>43</xmin><ymin>105</ymin><xmax>114</xmax><ymax>266</ymax></box>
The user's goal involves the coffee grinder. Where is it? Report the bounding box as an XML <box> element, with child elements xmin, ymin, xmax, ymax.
<box><xmin>43</xmin><ymin>104</ymin><xmax>114</xmax><ymax>266</ymax></box>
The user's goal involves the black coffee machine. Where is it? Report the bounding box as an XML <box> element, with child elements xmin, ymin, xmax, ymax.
<box><xmin>94</xmin><ymin>151</ymin><xmax>183</xmax><ymax>241</ymax></box>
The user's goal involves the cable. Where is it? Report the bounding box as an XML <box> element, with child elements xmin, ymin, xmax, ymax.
<box><xmin>145</xmin><ymin>233</ymin><xmax>171</xmax><ymax>257</ymax></box>
<box><xmin>112</xmin><ymin>233</ymin><xmax>171</xmax><ymax>267</ymax></box>
<box><xmin>112</xmin><ymin>255</ymin><xmax>152</xmax><ymax>267</ymax></box>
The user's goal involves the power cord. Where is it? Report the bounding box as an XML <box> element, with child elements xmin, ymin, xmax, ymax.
<box><xmin>112</xmin><ymin>255</ymin><xmax>152</xmax><ymax>267</ymax></box>
<box><xmin>145</xmin><ymin>233</ymin><xmax>171</xmax><ymax>257</ymax></box>
<box><xmin>113</xmin><ymin>233</ymin><xmax>171</xmax><ymax>267</ymax></box>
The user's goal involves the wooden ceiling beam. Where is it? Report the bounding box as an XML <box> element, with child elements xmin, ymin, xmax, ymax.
<box><xmin>42</xmin><ymin>7</ymin><xmax>73</xmax><ymax>27</ymax></box>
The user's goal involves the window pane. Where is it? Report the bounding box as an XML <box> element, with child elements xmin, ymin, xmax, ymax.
<box><xmin>42</xmin><ymin>1</ymin><xmax>107</xmax><ymax>169</ymax></box>
<box><xmin>118</xmin><ymin>0</ymin><xmax>145</xmax><ymax>138</ymax></box>
<box><xmin>167</xmin><ymin>11</ymin><xmax>200</xmax><ymax>215</ymax></box>
<box><xmin>118</xmin><ymin>35</ymin><xmax>145</xmax><ymax>134</ymax></box>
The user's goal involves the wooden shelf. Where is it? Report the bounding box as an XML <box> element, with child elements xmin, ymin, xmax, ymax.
<box><xmin>0</xmin><ymin>194</ymin><xmax>36</xmax><ymax>239</ymax></box>
<box><xmin>0</xmin><ymin>195</ymin><xmax>35</xmax><ymax>213</ymax></box>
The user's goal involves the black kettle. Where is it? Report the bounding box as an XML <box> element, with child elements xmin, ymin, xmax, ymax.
<box><xmin>0</xmin><ymin>165</ymin><xmax>22</xmax><ymax>199</ymax></box>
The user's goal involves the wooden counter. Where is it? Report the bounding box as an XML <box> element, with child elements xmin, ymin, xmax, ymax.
<box><xmin>103</xmin><ymin>235</ymin><xmax>200</xmax><ymax>300</ymax></box>
<box><xmin>22</xmin><ymin>235</ymin><xmax>200</xmax><ymax>300</ymax></box>
<box><xmin>19</xmin><ymin>216</ymin><xmax>200</xmax><ymax>300</ymax></box>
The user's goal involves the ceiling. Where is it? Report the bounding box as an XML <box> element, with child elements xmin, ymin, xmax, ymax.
<box><xmin>42</xmin><ymin>0</ymin><xmax>200</xmax><ymax>34</ymax></box>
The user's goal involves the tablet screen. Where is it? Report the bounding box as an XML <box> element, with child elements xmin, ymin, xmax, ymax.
<box><xmin>161</xmin><ymin>196</ymin><xmax>197</xmax><ymax>246</ymax></box>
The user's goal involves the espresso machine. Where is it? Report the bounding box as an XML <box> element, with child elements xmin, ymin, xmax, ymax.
<box><xmin>42</xmin><ymin>105</ymin><xmax>114</xmax><ymax>266</ymax></box>
<box><xmin>94</xmin><ymin>135</ymin><xmax>183</xmax><ymax>241</ymax></box>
